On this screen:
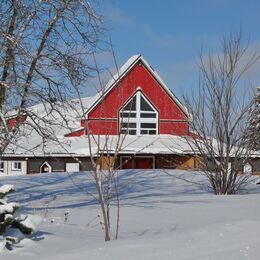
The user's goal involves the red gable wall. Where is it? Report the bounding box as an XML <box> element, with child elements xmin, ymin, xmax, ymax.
<box><xmin>85</xmin><ymin>61</ymin><xmax>189</xmax><ymax>136</ymax></box>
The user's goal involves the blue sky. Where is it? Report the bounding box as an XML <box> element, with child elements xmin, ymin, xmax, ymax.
<box><xmin>94</xmin><ymin>0</ymin><xmax>260</xmax><ymax>99</ymax></box>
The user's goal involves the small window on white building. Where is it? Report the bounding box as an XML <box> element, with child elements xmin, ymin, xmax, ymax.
<box><xmin>0</xmin><ymin>161</ymin><xmax>4</xmax><ymax>172</ymax></box>
<box><xmin>12</xmin><ymin>161</ymin><xmax>22</xmax><ymax>171</ymax></box>
<box><xmin>119</xmin><ymin>91</ymin><xmax>158</xmax><ymax>135</ymax></box>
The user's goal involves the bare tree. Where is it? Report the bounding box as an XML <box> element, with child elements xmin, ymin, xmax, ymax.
<box><xmin>0</xmin><ymin>0</ymin><xmax>103</xmax><ymax>155</ymax></box>
<box><xmin>70</xmin><ymin>49</ymin><xmax>160</xmax><ymax>241</ymax></box>
<box><xmin>0</xmin><ymin>0</ymin><xmax>123</xmax><ymax>243</ymax></box>
<box><xmin>184</xmin><ymin>31</ymin><xmax>260</xmax><ymax>194</ymax></box>
<box><xmin>0</xmin><ymin>3</ymin><xmax>141</xmax><ymax>241</ymax></box>
<box><xmin>78</xmin><ymin>50</ymin><xmax>130</xmax><ymax>241</ymax></box>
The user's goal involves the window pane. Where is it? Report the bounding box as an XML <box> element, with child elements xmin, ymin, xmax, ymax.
<box><xmin>119</xmin><ymin>92</ymin><xmax>158</xmax><ymax>136</ymax></box>
<box><xmin>141</xmin><ymin>130</ymin><xmax>148</xmax><ymax>134</ymax></box>
<box><xmin>120</xmin><ymin>129</ymin><xmax>136</xmax><ymax>135</ymax></box>
<box><xmin>141</xmin><ymin>123</ymin><xmax>156</xmax><ymax>129</ymax></box>
<box><xmin>140</xmin><ymin>96</ymin><xmax>154</xmax><ymax>111</ymax></box>
<box><xmin>121</xmin><ymin>122</ymin><xmax>136</xmax><ymax>128</ymax></box>
<box><xmin>15</xmin><ymin>162</ymin><xmax>21</xmax><ymax>169</ymax></box>
<box><xmin>149</xmin><ymin>130</ymin><xmax>156</xmax><ymax>135</ymax></box>
<box><xmin>128</xmin><ymin>130</ymin><xmax>136</xmax><ymax>135</ymax></box>
<box><xmin>124</xmin><ymin>96</ymin><xmax>136</xmax><ymax>111</ymax></box>
<box><xmin>13</xmin><ymin>161</ymin><xmax>22</xmax><ymax>170</ymax></box>
<box><xmin>120</xmin><ymin>112</ymin><xmax>136</xmax><ymax>118</ymax></box>
<box><xmin>140</xmin><ymin>113</ymin><xmax>156</xmax><ymax>118</ymax></box>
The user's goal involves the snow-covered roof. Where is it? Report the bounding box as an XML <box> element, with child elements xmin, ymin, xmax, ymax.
<box><xmin>2</xmin><ymin>96</ymin><xmax>95</xmax><ymax>157</ymax></box>
<box><xmin>6</xmin><ymin>96</ymin><xmax>95</xmax><ymax>119</ymax></box>
<box><xmin>4</xmin><ymin>103</ymin><xmax>259</xmax><ymax>159</ymax></box>
<box><xmin>3</xmin><ymin>134</ymin><xmax>197</xmax><ymax>158</ymax></box>
<box><xmin>1</xmin><ymin>55</ymin><xmax>195</xmax><ymax>159</ymax></box>
<box><xmin>5</xmin><ymin>96</ymin><xmax>95</xmax><ymax>138</ymax></box>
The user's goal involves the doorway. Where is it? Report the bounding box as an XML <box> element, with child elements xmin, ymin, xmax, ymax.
<box><xmin>120</xmin><ymin>156</ymin><xmax>154</xmax><ymax>169</ymax></box>
<box><xmin>40</xmin><ymin>161</ymin><xmax>52</xmax><ymax>173</ymax></box>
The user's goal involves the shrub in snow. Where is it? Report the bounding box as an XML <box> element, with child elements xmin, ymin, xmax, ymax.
<box><xmin>64</xmin><ymin>210</ymin><xmax>69</xmax><ymax>224</ymax></box>
<box><xmin>0</xmin><ymin>184</ymin><xmax>42</xmax><ymax>250</ymax></box>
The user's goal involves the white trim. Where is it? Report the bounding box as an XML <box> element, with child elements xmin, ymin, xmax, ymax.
<box><xmin>119</xmin><ymin>91</ymin><xmax>158</xmax><ymax>135</ymax></box>
<box><xmin>85</xmin><ymin>55</ymin><xmax>140</xmax><ymax>117</ymax></box>
<box><xmin>12</xmin><ymin>161</ymin><xmax>22</xmax><ymax>171</ymax></box>
<box><xmin>40</xmin><ymin>161</ymin><xmax>52</xmax><ymax>173</ymax></box>
<box><xmin>140</xmin><ymin>57</ymin><xmax>189</xmax><ymax>117</ymax></box>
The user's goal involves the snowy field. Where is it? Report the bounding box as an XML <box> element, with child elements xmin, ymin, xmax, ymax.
<box><xmin>1</xmin><ymin>170</ymin><xmax>260</xmax><ymax>260</ymax></box>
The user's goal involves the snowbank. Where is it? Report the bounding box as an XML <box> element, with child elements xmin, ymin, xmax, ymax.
<box><xmin>0</xmin><ymin>170</ymin><xmax>260</xmax><ymax>259</ymax></box>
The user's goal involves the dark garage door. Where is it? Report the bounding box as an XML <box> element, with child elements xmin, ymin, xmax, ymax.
<box><xmin>121</xmin><ymin>157</ymin><xmax>154</xmax><ymax>169</ymax></box>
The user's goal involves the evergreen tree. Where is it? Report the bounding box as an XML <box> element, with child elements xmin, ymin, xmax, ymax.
<box><xmin>245</xmin><ymin>87</ymin><xmax>260</xmax><ymax>150</ymax></box>
<box><xmin>0</xmin><ymin>185</ymin><xmax>41</xmax><ymax>250</ymax></box>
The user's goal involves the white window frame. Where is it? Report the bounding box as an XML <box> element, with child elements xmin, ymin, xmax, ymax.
<box><xmin>12</xmin><ymin>161</ymin><xmax>22</xmax><ymax>171</ymax></box>
<box><xmin>40</xmin><ymin>161</ymin><xmax>52</xmax><ymax>173</ymax></box>
<box><xmin>119</xmin><ymin>91</ymin><xmax>158</xmax><ymax>135</ymax></box>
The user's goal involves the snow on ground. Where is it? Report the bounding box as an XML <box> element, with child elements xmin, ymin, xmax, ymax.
<box><xmin>1</xmin><ymin>170</ymin><xmax>260</xmax><ymax>259</ymax></box>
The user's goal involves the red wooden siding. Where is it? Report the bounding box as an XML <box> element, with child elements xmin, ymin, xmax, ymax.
<box><xmin>80</xmin><ymin>119</ymin><xmax>117</xmax><ymax>135</ymax></box>
<box><xmin>160</xmin><ymin>121</ymin><xmax>189</xmax><ymax>135</ymax></box>
<box><xmin>87</xmin><ymin>61</ymin><xmax>189</xmax><ymax>135</ymax></box>
<box><xmin>87</xmin><ymin>120</ymin><xmax>118</xmax><ymax>135</ymax></box>
<box><xmin>65</xmin><ymin>128</ymin><xmax>85</xmax><ymax>137</ymax></box>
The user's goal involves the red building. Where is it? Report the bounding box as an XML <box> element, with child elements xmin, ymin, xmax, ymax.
<box><xmin>1</xmin><ymin>55</ymin><xmax>200</xmax><ymax>175</ymax></box>
<box><xmin>2</xmin><ymin>55</ymin><xmax>260</xmax><ymax>175</ymax></box>
<box><xmin>67</xmin><ymin>55</ymin><xmax>190</xmax><ymax>137</ymax></box>
<box><xmin>63</xmin><ymin>55</ymin><xmax>195</xmax><ymax>170</ymax></box>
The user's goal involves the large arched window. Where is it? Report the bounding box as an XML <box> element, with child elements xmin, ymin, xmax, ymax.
<box><xmin>119</xmin><ymin>91</ymin><xmax>158</xmax><ymax>135</ymax></box>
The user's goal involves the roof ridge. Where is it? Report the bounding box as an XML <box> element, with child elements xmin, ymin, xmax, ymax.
<box><xmin>86</xmin><ymin>54</ymin><xmax>189</xmax><ymax>118</ymax></box>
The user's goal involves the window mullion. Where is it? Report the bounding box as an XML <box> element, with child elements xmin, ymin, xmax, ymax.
<box><xmin>136</xmin><ymin>92</ymin><xmax>141</xmax><ymax>135</ymax></box>
<box><xmin>119</xmin><ymin>91</ymin><xmax>158</xmax><ymax>135</ymax></box>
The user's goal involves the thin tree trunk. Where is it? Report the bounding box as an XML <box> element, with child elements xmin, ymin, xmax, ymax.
<box><xmin>95</xmin><ymin>176</ymin><xmax>110</xmax><ymax>241</ymax></box>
